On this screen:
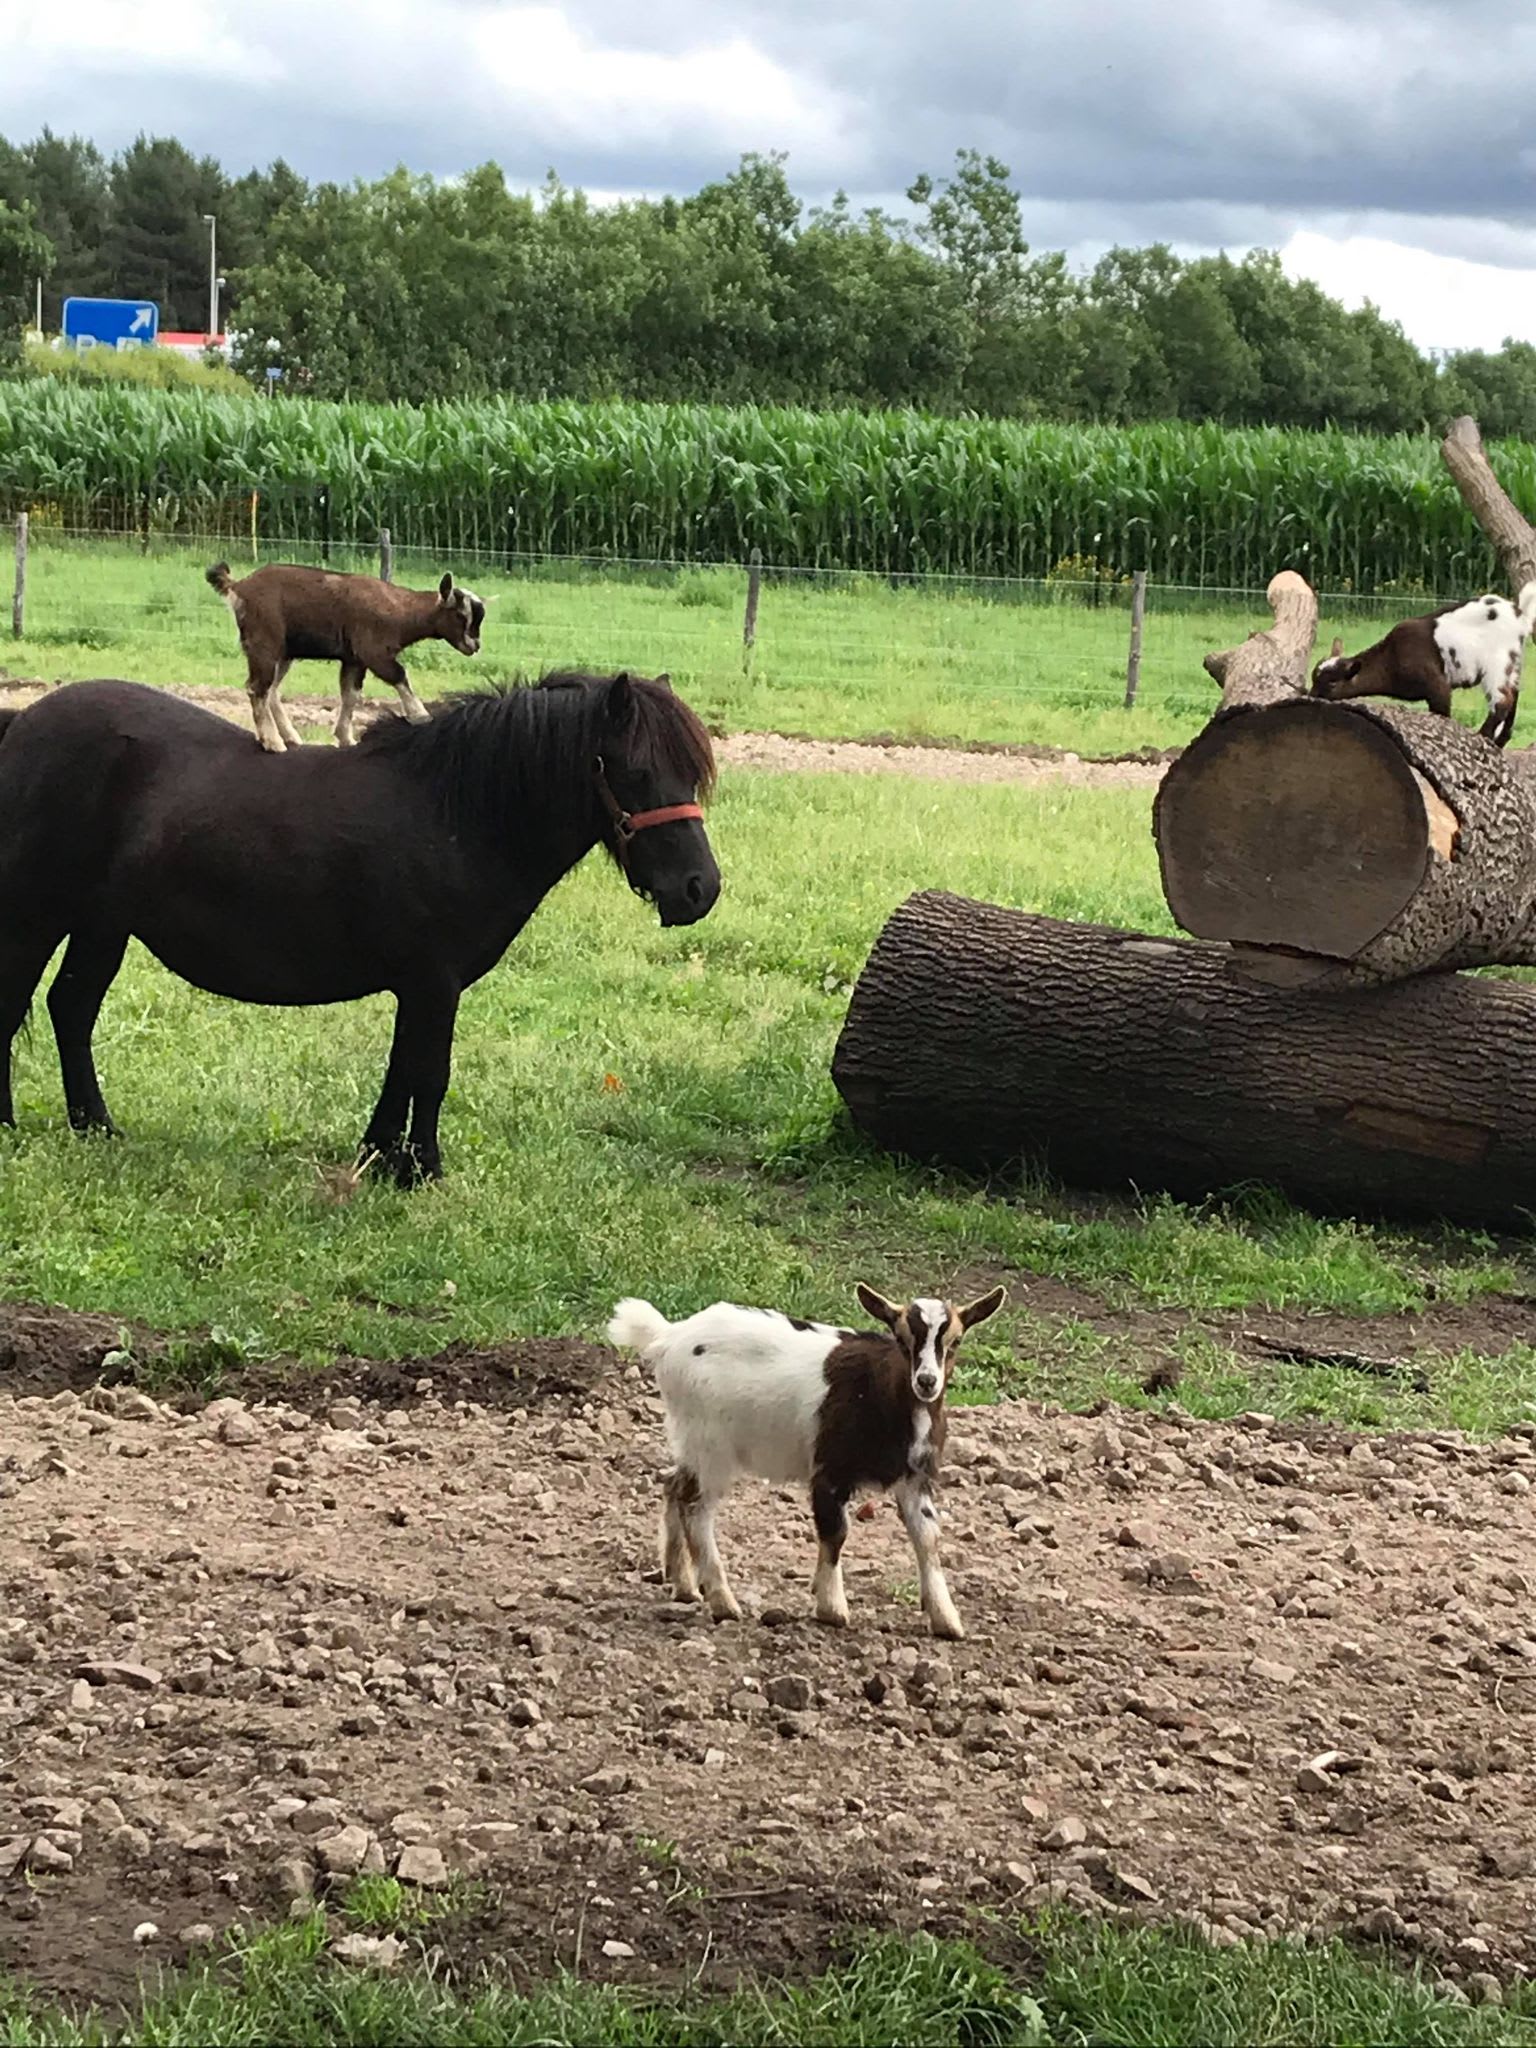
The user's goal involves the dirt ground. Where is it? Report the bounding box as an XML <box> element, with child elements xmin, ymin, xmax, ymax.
<box><xmin>0</xmin><ymin>677</ymin><xmax>1168</xmax><ymax>789</ymax></box>
<box><xmin>5</xmin><ymin>1300</ymin><xmax>1536</xmax><ymax>2010</ymax></box>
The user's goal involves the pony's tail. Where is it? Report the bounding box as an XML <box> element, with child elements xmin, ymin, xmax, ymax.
<box><xmin>0</xmin><ymin>708</ymin><xmax>18</xmax><ymax>749</ymax></box>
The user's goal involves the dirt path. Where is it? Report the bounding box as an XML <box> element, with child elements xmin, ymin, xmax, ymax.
<box><xmin>4</xmin><ymin>1314</ymin><xmax>1535</xmax><ymax>2008</ymax></box>
<box><xmin>0</xmin><ymin>678</ymin><xmax>1169</xmax><ymax>790</ymax></box>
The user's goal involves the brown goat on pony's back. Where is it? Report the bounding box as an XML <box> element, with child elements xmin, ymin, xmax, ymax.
<box><xmin>207</xmin><ymin>561</ymin><xmax>487</xmax><ymax>752</ymax></box>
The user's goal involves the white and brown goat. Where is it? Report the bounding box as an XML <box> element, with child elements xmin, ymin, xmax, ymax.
<box><xmin>206</xmin><ymin>561</ymin><xmax>486</xmax><ymax>753</ymax></box>
<box><xmin>607</xmin><ymin>1284</ymin><xmax>1007</xmax><ymax>1639</ymax></box>
<box><xmin>1311</xmin><ymin>583</ymin><xmax>1536</xmax><ymax>748</ymax></box>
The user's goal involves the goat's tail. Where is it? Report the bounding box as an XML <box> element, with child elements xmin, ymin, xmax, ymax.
<box><xmin>606</xmin><ymin>1297</ymin><xmax>673</xmax><ymax>1356</ymax></box>
<box><xmin>1517</xmin><ymin>580</ymin><xmax>1536</xmax><ymax>635</ymax></box>
<box><xmin>205</xmin><ymin>561</ymin><xmax>235</xmax><ymax>597</ymax></box>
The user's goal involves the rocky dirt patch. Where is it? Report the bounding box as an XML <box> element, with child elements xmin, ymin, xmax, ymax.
<box><xmin>5</xmin><ymin>1337</ymin><xmax>1536</xmax><ymax>2008</ymax></box>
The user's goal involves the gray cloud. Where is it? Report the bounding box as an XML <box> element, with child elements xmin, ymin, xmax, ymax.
<box><xmin>8</xmin><ymin>0</ymin><xmax>1536</xmax><ymax>246</ymax></box>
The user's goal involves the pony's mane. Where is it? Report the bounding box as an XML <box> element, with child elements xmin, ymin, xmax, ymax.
<box><xmin>358</xmin><ymin>671</ymin><xmax>716</xmax><ymax>843</ymax></box>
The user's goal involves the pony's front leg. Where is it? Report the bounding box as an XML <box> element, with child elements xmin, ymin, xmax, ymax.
<box><xmin>47</xmin><ymin>926</ymin><xmax>128</xmax><ymax>1135</ymax></box>
<box><xmin>361</xmin><ymin>983</ymin><xmax>460</xmax><ymax>1187</ymax></box>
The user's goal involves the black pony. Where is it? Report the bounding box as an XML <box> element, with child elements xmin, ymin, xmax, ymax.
<box><xmin>0</xmin><ymin>671</ymin><xmax>720</xmax><ymax>1183</ymax></box>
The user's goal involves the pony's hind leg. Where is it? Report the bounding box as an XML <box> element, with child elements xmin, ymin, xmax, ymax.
<box><xmin>0</xmin><ymin>924</ymin><xmax>67</xmax><ymax>1126</ymax></box>
<box><xmin>46</xmin><ymin>926</ymin><xmax>128</xmax><ymax>1133</ymax></box>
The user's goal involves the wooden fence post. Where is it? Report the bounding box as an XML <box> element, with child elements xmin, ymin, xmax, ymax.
<box><xmin>742</xmin><ymin>546</ymin><xmax>763</xmax><ymax>669</ymax></box>
<box><xmin>11</xmin><ymin>513</ymin><xmax>26</xmax><ymax>640</ymax></box>
<box><xmin>379</xmin><ymin>527</ymin><xmax>393</xmax><ymax>583</ymax></box>
<box><xmin>318</xmin><ymin>486</ymin><xmax>331</xmax><ymax>565</ymax></box>
<box><xmin>1123</xmin><ymin>569</ymin><xmax>1147</xmax><ymax>709</ymax></box>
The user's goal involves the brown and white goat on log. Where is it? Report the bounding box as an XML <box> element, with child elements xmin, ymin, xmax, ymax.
<box><xmin>607</xmin><ymin>1283</ymin><xmax>1006</xmax><ymax>1639</ymax></box>
<box><xmin>206</xmin><ymin>561</ymin><xmax>486</xmax><ymax>753</ymax></box>
<box><xmin>1310</xmin><ymin>583</ymin><xmax>1536</xmax><ymax>747</ymax></box>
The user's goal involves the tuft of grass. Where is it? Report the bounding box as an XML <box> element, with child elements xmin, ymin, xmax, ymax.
<box><xmin>0</xmin><ymin>1925</ymin><xmax>1045</xmax><ymax>2048</ymax></box>
<box><xmin>339</xmin><ymin>1873</ymin><xmax>473</xmax><ymax>1936</ymax></box>
<box><xmin>1031</xmin><ymin>1910</ymin><xmax>1536</xmax><ymax>2047</ymax></box>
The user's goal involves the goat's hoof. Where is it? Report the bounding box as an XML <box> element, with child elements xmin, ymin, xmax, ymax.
<box><xmin>929</xmin><ymin>1610</ymin><xmax>966</xmax><ymax>1642</ymax></box>
<box><xmin>668</xmin><ymin>1584</ymin><xmax>702</xmax><ymax>1605</ymax></box>
<box><xmin>706</xmin><ymin>1595</ymin><xmax>742</xmax><ymax>1623</ymax></box>
<box><xmin>815</xmin><ymin>1604</ymin><xmax>850</xmax><ymax>1628</ymax></box>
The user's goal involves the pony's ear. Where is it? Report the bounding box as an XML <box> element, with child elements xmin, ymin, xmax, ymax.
<box><xmin>439</xmin><ymin>573</ymin><xmax>455</xmax><ymax>600</ymax></box>
<box><xmin>856</xmin><ymin>1282</ymin><xmax>901</xmax><ymax>1329</ymax></box>
<box><xmin>654</xmin><ymin>671</ymin><xmax>673</xmax><ymax>691</ymax></box>
<box><xmin>957</xmin><ymin>1285</ymin><xmax>1007</xmax><ymax>1331</ymax></box>
<box><xmin>606</xmin><ymin>672</ymin><xmax>635</xmax><ymax>724</ymax></box>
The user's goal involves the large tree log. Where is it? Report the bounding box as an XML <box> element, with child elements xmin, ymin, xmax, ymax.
<box><xmin>1153</xmin><ymin>570</ymin><xmax>1536</xmax><ymax>988</ymax></box>
<box><xmin>830</xmin><ymin>891</ymin><xmax>1536</xmax><ymax>1228</ymax></box>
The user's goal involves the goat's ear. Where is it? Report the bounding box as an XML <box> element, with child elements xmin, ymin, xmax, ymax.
<box><xmin>957</xmin><ymin>1285</ymin><xmax>1006</xmax><ymax>1331</ymax></box>
<box><xmin>855</xmin><ymin>1282</ymin><xmax>901</xmax><ymax>1329</ymax></box>
<box><xmin>606</xmin><ymin>671</ymin><xmax>635</xmax><ymax>725</ymax></box>
<box><xmin>439</xmin><ymin>573</ymin><xmax>455</xmax><ymax>601</ymax></box>
<box><xmin>1329</xmin><ymin>636</ymin><xmax>1343</xmax><ymax>658</ymax></box>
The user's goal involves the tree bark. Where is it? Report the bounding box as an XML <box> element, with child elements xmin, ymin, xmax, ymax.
<box><xmin>831</xmin><ymin>891</ymin><xmax>1536</xmax><ymax>1229</ymax></box>
<box><xmin>1153</xmin><ymin>562</ymin><xmax>1536</xmax><ymax>987</ymax></box>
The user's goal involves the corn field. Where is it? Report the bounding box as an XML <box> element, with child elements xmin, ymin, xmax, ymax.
<box><xmin>0</xmin><ymin>380</ymin><xmax>1525</xmax><ymax>592</ymax></box>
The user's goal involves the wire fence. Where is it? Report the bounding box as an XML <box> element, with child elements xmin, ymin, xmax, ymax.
<box><xmin>2</xmin><ymin>518</ymin><xmax>1466</xmax><ymax>731</ymax></box>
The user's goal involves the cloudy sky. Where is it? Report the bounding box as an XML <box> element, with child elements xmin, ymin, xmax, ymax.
<box><xmin>10</xmin><ymin>0</ymin><xmax>1536</xmax><ymax>352</ymax></box>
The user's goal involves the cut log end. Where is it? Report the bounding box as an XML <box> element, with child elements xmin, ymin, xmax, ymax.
<box><xmin>1155</xmin><ymin>699</ymin><xmax>1437</xmax><ymax>958</ymax></box>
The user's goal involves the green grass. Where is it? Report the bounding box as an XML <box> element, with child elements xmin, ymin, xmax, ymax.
<box><xmin>4</xmin><ymin>1913</ymin><xmax>1533</xmax><ymax>2048</ymax></box>
<box><xmin>19</xmin><ymin>338</ymin><xmax>253</xmax><ymax>400</ymax></box>
<box><xmin>0</xmin><ymin>767</ymin><xmax>1529</xmax><ymax>1426</ymax></box>
<box><xmin>2</xmin><ymin>535</ymin><xmax>1509</xmax><ymax>756</ymax></box>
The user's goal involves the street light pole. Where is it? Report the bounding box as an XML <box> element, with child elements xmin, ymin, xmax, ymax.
<box><xmin>203</xmin><ymin>213</ymin><xmax>218</xmax><ymax>341</ymax></box>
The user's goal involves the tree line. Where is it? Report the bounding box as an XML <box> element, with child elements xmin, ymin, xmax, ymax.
<box><xmin>3</xmin><ymin>129</ymin><xmax>1534</xmax><ymax>436</ymax></box>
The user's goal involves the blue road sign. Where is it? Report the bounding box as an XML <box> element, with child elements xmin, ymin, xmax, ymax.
<box><xmin>62</xmin><ymin>297</ymin><xmax>160</xmax><ymax>350</ymax></box>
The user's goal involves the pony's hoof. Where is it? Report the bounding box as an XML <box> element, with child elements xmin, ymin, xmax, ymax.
<box><xmin>69</xmin><ymin>1113</ymin><xmax>118</xmax><ymax>1139</ymax></box>
<box><xmin>367</xmin><ymin>1143</ymin><xmax>441</xmax><ymax>1190</ymax></box>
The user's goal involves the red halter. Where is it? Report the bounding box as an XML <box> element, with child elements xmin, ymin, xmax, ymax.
<box><xmin>593</xmin><ymin>758</ymin><xmax>704</xmax><ymax>858</ymax></box>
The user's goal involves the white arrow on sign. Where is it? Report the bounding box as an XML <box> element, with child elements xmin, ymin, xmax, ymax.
<box><xmin>130</xmin><ymin>307</ymin><xmax>153</xmax><ymax>333</ymax></box>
